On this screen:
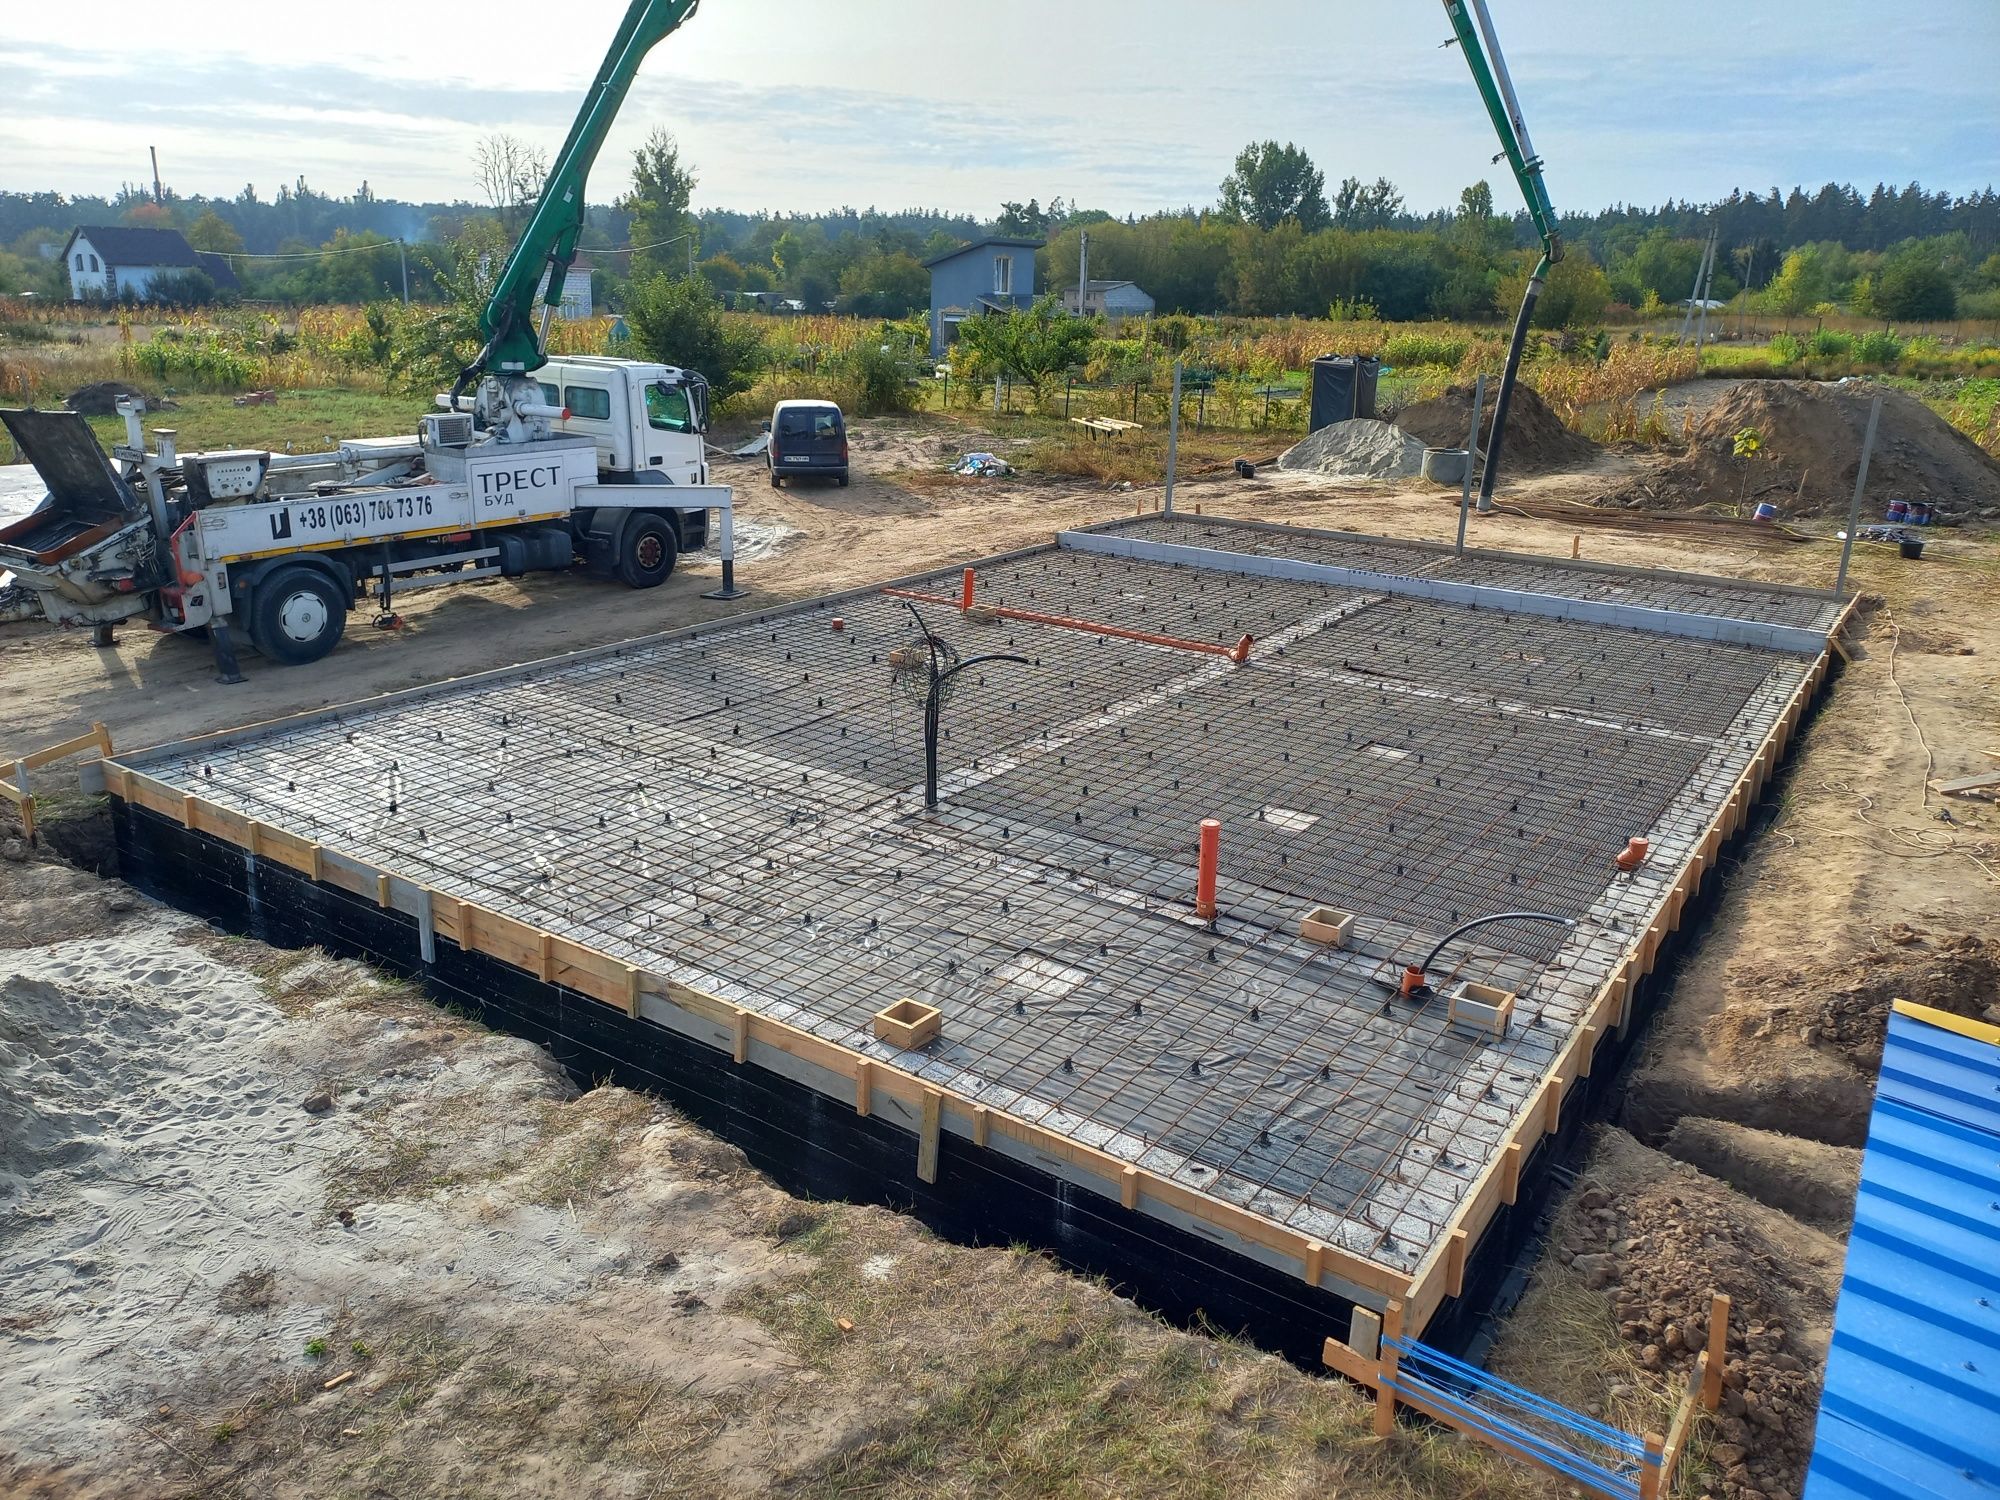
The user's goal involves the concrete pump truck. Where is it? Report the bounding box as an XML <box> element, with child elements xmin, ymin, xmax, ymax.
<box><xmin>0</xmin><ymin>0</ymin><xmax>738</xmax><ymax>682</ymax></box>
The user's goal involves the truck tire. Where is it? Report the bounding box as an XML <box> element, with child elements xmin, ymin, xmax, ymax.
<box><xmin>616</xmin><ymin>512</ymin><xmax>678</xmax><ymax>589</ymax></box>
<box><xmin>248</xmin><ymin>565</ymin><xmax>347</xmax><ymax>665</ymax></box>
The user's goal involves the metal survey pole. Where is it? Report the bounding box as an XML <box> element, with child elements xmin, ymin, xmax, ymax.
<box><xmin>1164</xmin><ymin>361</ymin><xmax>1183</xmax><ymax>515</ymax></box>
<box><xmin>1833</xmin><ymin>393</ymin><xmax>1882</xmax><ymax>597</ymax></box>
<box><xmin>1456</xmin><ymin>373</ymin><xmax>1485</xmax><ymax>555</ymax></box>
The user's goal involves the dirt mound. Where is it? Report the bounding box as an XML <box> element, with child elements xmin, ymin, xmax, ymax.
<box><xmin>63</xmin><ymin>380</ymin><xmax>153</xmax><ymax>417</ymax></box>
<box><xmin>1713</xmin><ymin>927</ymin><xmax>2000</xmax><ymax>1076</ymax></box>
<box><xmin>1606</xmin><ymin>380</ymin><xmax>2000</xmax><ymax>516</ymax></box>
<box><xmin>1390</xmin><ymin>381</ymin><xmax>1598</xmax><ymax>475</ymax></box>
<box><xmin>1537</xmin><ymin>1131</ymin><xmax>1843</xmax><ymax>1500</ymax></box>
<box><xmin>1276</xmin><ymin>417</ymin><xmax>1426</xmax><ymax>478</ymax></box>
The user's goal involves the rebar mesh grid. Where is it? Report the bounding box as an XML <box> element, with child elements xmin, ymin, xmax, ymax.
<box><xmin>135</xmin><ymin>527</ymin><xmax>1820</xmax><ymax>1273</ymax></box>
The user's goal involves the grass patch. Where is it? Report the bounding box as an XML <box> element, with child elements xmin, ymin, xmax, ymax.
<box><xmin>738</xmin><ymin>1210</ymin><xmax>1547</xmax><ymax>1499</ymax></box>
<box><xmin>75</xmin><ymin>390</ymin><xmax>427</xmax><ymax>459</ymax></box>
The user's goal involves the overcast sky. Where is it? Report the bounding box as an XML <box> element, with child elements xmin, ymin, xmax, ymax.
<box><xmin>4</xmin><ymin>1</ymin><xmax>1996</xmax><ymax>218</ymax></box>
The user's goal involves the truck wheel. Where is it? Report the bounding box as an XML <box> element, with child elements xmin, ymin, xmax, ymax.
<box><xmin>616</xmin><ymin>512</ymin><xmax>678</xmax><ymax>589</ymax></box>
<box><xmin>249</xmin><ymin>566</ymin><xmax>346</xmax><ymax>665</ymax></box>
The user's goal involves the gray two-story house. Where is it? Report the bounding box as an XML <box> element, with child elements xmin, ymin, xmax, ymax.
<box><xmin>924</xmin><ymin>236</ymin><xmax>1042</xmax><ymax>359</ymax></box>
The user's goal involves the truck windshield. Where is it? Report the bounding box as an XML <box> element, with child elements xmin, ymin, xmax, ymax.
<box><xmin>645</xmin><ymin>382</ymin><xmax>692</xmax><ymax>433</ymax></box>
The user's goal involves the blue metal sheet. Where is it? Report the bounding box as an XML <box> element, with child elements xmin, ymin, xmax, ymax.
<box><xmin>1804</xmin><ymin>1005</ymin><xmax>2000</xmax><ymax>1500</ymax></box>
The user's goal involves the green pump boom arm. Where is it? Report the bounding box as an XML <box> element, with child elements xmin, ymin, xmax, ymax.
<box><xmin>1440</xmin><ymin>0</ymin><xmax>1560</xmax><ymax>265</ymax></box>
<box><xmin>467</xmin><ymin>0</ymin><xmax>702</xmax><ymax>383</ymax></box>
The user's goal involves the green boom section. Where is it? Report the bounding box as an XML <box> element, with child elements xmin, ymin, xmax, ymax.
<box><xmin>473</xmin><ymin>0</ymin><xmax>702</xmax><ymax>379</ymax></box>
<box><xmin>1439</xmin><ymin>0</ymin><xmax>1560</xmax><ymax>264</ymax></box>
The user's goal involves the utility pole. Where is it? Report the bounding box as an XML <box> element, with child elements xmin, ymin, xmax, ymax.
<box><xmin>1694</xmin><ymin>228</ymin><xmax>1718</xmax><ymax>357</ymax></box>
<box><xmin>397</xmin><ymin>238</ymin><xmax>409</xmax><ymax>305</ymax></box>
<box><xmin>149</xmin><ymin>147</ymin><xmax>163</xmax><ymax>204</ymax></box>
<box><xmin>1077</xmin><ymin>229</ymin><xmax>1089</xmax><ymax>317</ymax></box>
<box><xmin>1677</xmin><ymin>228</ymin><xmax>1715</xmax><ymax>346</ymax></box>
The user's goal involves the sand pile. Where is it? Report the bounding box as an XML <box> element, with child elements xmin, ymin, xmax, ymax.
<box><xmin>1276</xmin><ymin>418</ymin><xmax>1426</xmax><ymax>478</ymax></box>
<box><xmin>1391</xmin><ymin>382</ymin><xmax>1598</xmax><ymax>475</ymax></box>
<box><xmin>1606</xmin><ymin>379</ymin><xmax>2000</xmax><ymax>516</ymax></box>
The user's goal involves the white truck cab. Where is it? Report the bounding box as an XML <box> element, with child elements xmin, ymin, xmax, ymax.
<box><xmin>535</xmin><ymin>356</ymin><xmax>708</xmax><ymax>484</ymax></box>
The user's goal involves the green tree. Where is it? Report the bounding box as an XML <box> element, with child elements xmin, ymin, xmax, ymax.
<box><xmin>950</xmin><ymin>294</ymin><xmax>1097</xmax><ymax>406</ymax></box>
<box><xmin>186</xmin><ymin>209</ymin><xmax>245</xmax><ymax>256</ymax></box>
<box><xmin>623</xmin><ymin>128</ymin><xmax>697</xmax><ymax>278</ymax></box>
<box><xmin>1764</xmin><ymin>247</ymin><xmax>1832</xmax><ymax>319</ymax></box>
<box><xmin>1498</xmin><ymin>250</ymin><xmax>1612</xmax><ymax>328</ymax></box>
<box><xmin>1218</xmin><ymin>142</ymin><xmax>1329</xmax><ymax>232</ymax></box>
<box><xmin>838</xmin><ymin>249</ymin><xmax>927</xmax><ymax>318</ymax></box>
<box><xmin>1873</xmin><ymin>254</ymin><xmax>1957</xmax><ymax>321</ymax></box>
<box><xmin>1331</xmin><ymin>176</ymin><xmax>1405</xmax><ymax>231</ymax></box>
<box><xmin>993</xmin><ymin>199</ymin><xmax>1049</xmax><ymax>238</ymax></box>
<box><xmin>625</xmin><ymin>274</ymin><xmax>763</xmax><ymax>399</ymax></box>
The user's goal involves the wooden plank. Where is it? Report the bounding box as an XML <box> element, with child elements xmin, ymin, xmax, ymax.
<box><xmin>1445</xmin><ymin>1229</ymin><xmax>1468</xmax><ymax>1298</ymax></box>
<box><xmin>917</xmin><ymin>1088</ymin><xmax>943</xmax><ymax>1184</ymax></box>
<box><xmin>19</xmin><ymin>726</ymin><xmax>112</xmax><ymax>771</ymax></box>
<box><xmin>1702</xmin><ymin>1293</ymin><xmax>1730</xmax><ymax>1410</ymax></box>
<box><xmin>375</xmin><ymin>872</ymin><xmax>392</xmax><ymax>907</ymax></box>
<box><xmin>1372</xmin><ymin>1301</ymin><xmax>1404</xmax><ymax>1437</ymax></box>
<box><xmin>1120</xmin><ymin>1164</ymin><xmax>1140</xmax><ymax>1210</ymax></box>
<box><xmin>1304</xmin><ymin>1240</ymin><xmax>1324</xmax><ymax>1288</ymax></box>
<box><xmin>854</xmin><ymin>1060</ymin><xmax>873</xmax><ymax>1117</ymax></box>
<box><xmin>1499</xmin><ymin>1142</ymin><xmax>1523</xmax><ymax>1206</ymax></box>
<box><xmin>1639</xmin><ymin>1431</ymin><xmax>1666</xmax><ymax>1500</ymax></box>
<box><xmin>1541</xmin><ymin>1078</ymin><xmax>1562</xmax><ymax>1136</ymax></box>
<box><xmin>1577</xmin><ymin>1024</ymin><xmax>1601</xmax><ymax>1078</ymax></box>
<box><xmin>732</xmin><ymin>1008</ymin><xmax>749</xmax><ymax>1064</ymax></box>
<box><xmin>92</xmin><ymin>722</ymin><xmax>112</xmax><ymax>758</ymax></box>
<box><xmin>537</xmin><ymin>932</ymin><xmax>555</xmax><ymax>983</ymax></box>
<box><xmin>624</xmin><ymin>966</ymin><xmax>641</xmax><ymax>1019</ymax></box>
<box><xmin>1320</xmin><ymin>1336</ymin><xmax>1380</xmax><ymax>1386</ymax></box>
<box><xmin>972</xmin><ymin>1104</ymin><xmax>990</xmax><ymax>1148</ymax></box>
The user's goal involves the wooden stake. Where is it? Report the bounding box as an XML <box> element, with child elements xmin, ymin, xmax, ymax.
<box><xmin>1304</xmin><ymin>1240</ymin><xmax>1325</xmax><ymax>1287</ymax></box>
<box><xmin>624</xmin><ymin>966</ymin><xmax>640</xmax><ymax>1019</ymax></box>
<box><xmin>917</xmin><ymin>1088</ymin><xmax>942</xmax><ymax>1184</ymax></box>
<box><xmin>1445</xmin><ymin>1229</ymin><xmax>1468</xmax><ymax>1298</ymax></box>
<box><xmin>1120</xmin><ymin>1164</ymin><xmax>1140</xmax><ymax>1209</ymax></box>
<box><xmin>1639</xmin><ymin>1431</ymin><xmax>1666</xmax><ymax>1500</ymax></box>
<box><xmin>1702</xmin><ymin>1292</ymin><xmax>1730</xmax><ymax>1410</ymax></box>
<box><xmin>1373</xmin><ymin>1300</ymin><xmax>1404</xmax><ymax>1437</ymax></box>
<box><xmin>972</xmin><ymin>1104</ymin><xmax>990</xmax><ymax>1148</ymax></box>
<box><xmin>1500</xmin><ymin>1142</ymin><xmax>1523</xmax><ymax>1205</ymax></box>
<box><xmin>537</xmin><ymin>932</ymin><xmax>555</xmax><ymax>982</ymax></box>
<box><xmin>732</xmin><ymin>1008</ymin><xmax>749</xmax><ymax>1063</ymax></box>
<box><xmin>855</xmin><ymin>1060</ymin><xmax>873</xmax><ymax>1117</ymax></box>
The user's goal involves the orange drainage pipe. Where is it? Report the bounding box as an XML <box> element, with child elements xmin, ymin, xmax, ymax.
<box><xmin>1195</xmin><ymin>818</ymin><xmax>1220</xmax><ymax>920</ymax></box>
<box><xmin>881</xmin><ymin>587</ymin><xmax>1254</xmax><ymax>665</ymax></box>
<box><xmin>959</xmin><ymin>567</ymin><xmax>975</xmax><ymax>612</ymax></box>
<box><xmin>1614</xmin><ymin>836</ymin><xmax>1650</xmax><ymax>872</ymax></box>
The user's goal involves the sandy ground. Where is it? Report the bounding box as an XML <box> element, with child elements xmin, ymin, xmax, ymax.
<box><xmin>4</xmin><ymin>408</ymin><xmax>1997</xmax><ymax>1499</ymax></box>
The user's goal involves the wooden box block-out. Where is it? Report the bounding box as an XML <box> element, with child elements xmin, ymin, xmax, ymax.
<box><xmin>1298</xmin><ymin>906</ymin><xmax>1356</xmax><ymax>948</ymax></box>
<box><xmin>873</xmin><ymin>998</ymin><xmax>941</xmax><ymax>1050</ymax></box>
<box><xmin>1447</xmin><ymin>981</ymin><xmax>1515</xmax><ymax>1039</ymax></box>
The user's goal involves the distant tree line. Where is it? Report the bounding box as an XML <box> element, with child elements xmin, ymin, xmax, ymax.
<box><xmin>2</xmin><ymin>142</ymin><xmax>1995</xmax><ymax>325</ymax></box>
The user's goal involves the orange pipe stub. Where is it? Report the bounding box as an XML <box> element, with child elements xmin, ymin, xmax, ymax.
<box><xmin>1195</xmin><ymin>818</ymin><xmax>1220</xmax><ymax>920</ymax></box>
<box><xmin>960</xmin><ymin>567</ymin><xmax>975</xmax><ymax>611</ymax></box>
<box><xmin>1399</xmin><ymin>965</ymin><xmax>1428</xmax><ymax>999</ymax></box>
<box><xmin>1614</xmin><ymin>836</ymin><xmax>1650</xmax><ymax>872</ymax></box>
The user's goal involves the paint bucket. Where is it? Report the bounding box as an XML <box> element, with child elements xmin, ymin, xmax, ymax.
<box><xmin>1885</xmin><ymin>499</ymin><xmax>1908</xmax><ymax>523</ymax></box>
<box><xmin>1752</xmin><ymin>502</ymin><xmax>1778</xmax><ymax>521</ymax></box>
<box><xmin>1900</xmin><ymin>538</ymin><xmax>1925</xmax><ymax>560</ymax></box>
<box><xmin>1908</xmin><ymin>501</ymin><xmax>1934</xmax><ymax>526</ymax></box>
